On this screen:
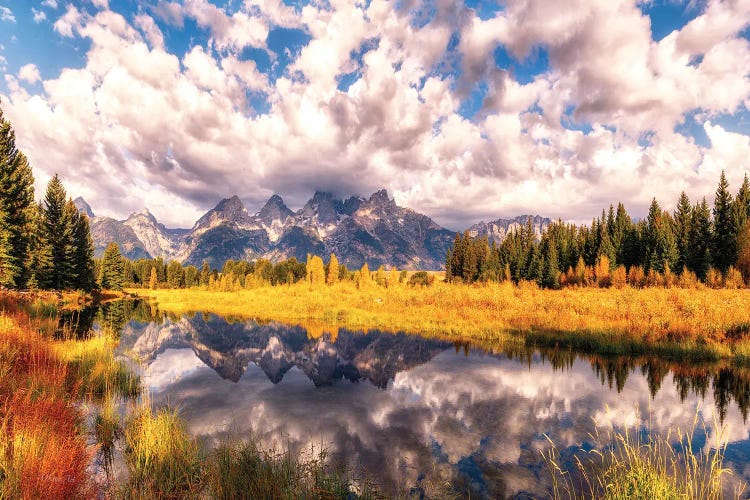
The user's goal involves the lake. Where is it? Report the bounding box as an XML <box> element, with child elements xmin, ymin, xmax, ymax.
<box><xmin>82</xmin><ymin>300</ymin><xmax>750</xmax><ymax>498</ymax></box>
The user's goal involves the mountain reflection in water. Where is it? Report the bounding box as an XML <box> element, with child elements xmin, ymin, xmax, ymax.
<box><xmin>105</xmin><ymin>301</ymin><xmax>750</xmax><ymax>498</ymax></box>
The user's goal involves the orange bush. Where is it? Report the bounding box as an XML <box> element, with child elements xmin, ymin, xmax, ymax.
<box><xmin>610</xmin><ymin>266</ymin><xmax>628</xmax><ymax>289</ymax></box>
<box><xmin>627</xmin><ymin>266</ymin><xmax>645</xmax><ymax>288</ymax></box>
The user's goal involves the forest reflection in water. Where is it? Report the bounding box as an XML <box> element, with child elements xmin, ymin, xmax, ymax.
<box><xmin>81</xmin><ymin>300</ymin><xmax>750</xmax><ymax>498</ymax></box>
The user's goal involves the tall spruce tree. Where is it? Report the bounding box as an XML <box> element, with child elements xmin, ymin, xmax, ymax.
<box><xmin>713</xmin><ymin>170</ymin><xmax>738</xmax><ymax>272</ymax></box>
<box><xmin>735</xmin><ymin>174</ymin><xmax>750</xmax><ymax>230</ymax></box>
<box><xmin>644</xmin><ymin>198</ymin><xmax>661</xmax><ymax>270</ymax></box>
<box><xmin>598</xmin><ymin>224</ymin><xmax>616</xmax><ymax>267</ymax></box>
<box><xmin>612</xmin><ymin>202</ymin><xmax>631</xmax><ymax>265</ymax></box>
<box><xmin>99</xmin><ymin>242</ymin><xmax>124</xmax><ymax>290</ymax></box>
<box><xmin>0</xmin><ymin>208</ymin><xmax>15</xmax><ymax>287</ymax></box>
<box><xmin>674</xmin><ymin>192</ymin><xmax>692</xmax><ymax>272</ymax></box>
<box><xmin>645</xmin><ymin>199</ymin><xmax>678</xmax><ymax>273</ymax></box>
<box><xmin>200</xmin><ymin>262</ymin><xmax>210</xmax><ymax>286</ymax></box>
<box><xmin>42</xmin><ymin>175</ymin><xmax>76</xmax><ymax>289</ymax></box>
<box><xmin>541</xmin><ymin>240</ymin><xmax>560</xmax><ymax>289</ymax></box>
<box><xmin>687</xmin><ymin>198</ymin><xmax>712</xmax><ymax>279</ymax></box>
<box><xmin>71</xmin><ymin>202</ymin><xmax>96</xmax><ymax>291</ymax></box>
<box><xmin>0</xmin><ymin>103</ymin><xmax>35</xmax><ymax>288</ymax></box>
<box><xmin>27</xmin><ymin>202</ymin><xmax>52</xmax><ymax>289</ymax></box>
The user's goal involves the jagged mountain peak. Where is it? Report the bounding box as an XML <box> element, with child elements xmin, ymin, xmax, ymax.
<box><xmin>300</xmin><ymin>191</ymin><xmax>340</xmax><ymax>227</ymax></box>
<box><xmin>194</xmin><ymin>195</ymin><xmax>250</xmax><ymax>229</ymax></box>
<box><xmin>257</xmin><ymin>194</ymin><xmax>293</xmax><ymax>222</ymax></box>
<box><xmin>468</xmin><ymin>215</ymin><xmax>552</xmax><ymax>244</ymax></box>
<box><xmin>338</xmin><ymin>195</ymin><xmax>364</xmax><ymax>215</ymax></box>
<box><xmin>214</xmin><ymin>195</ymin><xmax>245</xmax><ymax>213</ymax></box>
<box><xmin>127</xmin><ymin>207</ymin><xmax>157</xmax><ymax>223</ymax></box>
<box><xmin>73</xmin><ymin>197</ymin><xmax>95</xmax><ymax>218</ymax></box>
<box><xmin>368</xmin><ymin>189</ymin><xmax>391</xmax><ymax>205</ymax></box>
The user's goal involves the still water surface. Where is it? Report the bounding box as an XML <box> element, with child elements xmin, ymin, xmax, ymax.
<box><xmin>79</xmin><ymin>301</ymin><xmax>750</xmax><ymax>498</ymax></box>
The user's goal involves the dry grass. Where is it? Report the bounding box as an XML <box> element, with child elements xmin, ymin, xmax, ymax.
<box><xmin>0</xmin><ymin>293</ymin><xmax>96</xmax><ymax>499</ymax></box>
<box><xmin>54</xmin><ymin>334</ymin><xmax>140</xmax><ymax>398</ymax></box>
<box><xmin>543</xmin><ymin>412</ymin><xmax>745</xmax><ymax>499</ymax></box>
<box><xmin>133</xmin><ymin>282</ymin><xmax>750</xmax><ymax>361</ymax></box>
<box><xmin>0</xmin><ymin>291</ymin><xmax>139</xmax><ymax>499</ymax></box>
<box><xmin>120</xmin><ymin>406</ymin><xmax>203</xmax><ymax>499</ymax></box>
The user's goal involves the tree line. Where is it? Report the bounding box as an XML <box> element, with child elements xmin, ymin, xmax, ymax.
<box><xmin>0</xmin><ymin>107</ymin><xmax>97</xmax><ymax>291</ymax></box>
<box><xmin>446</xmin><ymin>171</ymin><xmax>750</xmax><ymax>289</ymax></box>
<box><xmin>107</xmin><ymin>252</ymin><xmax>431</xmax><ymax>291</ymax></box>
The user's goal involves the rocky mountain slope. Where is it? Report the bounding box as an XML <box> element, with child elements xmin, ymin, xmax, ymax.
<box><xmin>468</xmin><ymin>215</ymin><xmax>551</xmax><ymax>244</ymax></box>
<box><xmin>77</xmin><ymin>190</ymin><xmax>547</xmax><ymax>269</ymax></box>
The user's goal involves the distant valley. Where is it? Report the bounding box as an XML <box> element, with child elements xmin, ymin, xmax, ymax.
<box><xmin>76</xmin><ymin>191</ymin><xmax>550</xmax><ymax>270</ymax></box>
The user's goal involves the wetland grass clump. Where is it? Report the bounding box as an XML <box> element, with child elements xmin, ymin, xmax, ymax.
<box><xmin>204</xmin><ymin>439</ymin><xmax>377</xmax><ymax>500</ymax></box>
<box><xmin>121</xmin><ymin>406</ymin><xmax>203</xmax><ymax>498</ymax></box>
<box><xmin>544</xmin><ymin>416</ymin><xmax>744</xmax><ymax>500</ymax></box>
<box><xmin>120</xmin><ymin>406</ymin><xmax>377</xmax><ymax>499</ymax></box>
<box><xmin>55</xmin><ymin>334</ymin><xmax>140</xmax><ymax>398</ymax></box>
<box><xmin>94</xmin><ymin>394</ymin><xmax>122</xmax><ymax>469</ymax></box>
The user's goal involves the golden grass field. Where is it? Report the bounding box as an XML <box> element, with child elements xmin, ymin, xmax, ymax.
<box><xmin>131</xmin><ymin>281</ymin><xmax>750</xmax><ymax>362</ymax></box>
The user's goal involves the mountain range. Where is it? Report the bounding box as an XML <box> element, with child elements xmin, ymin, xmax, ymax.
<box><xmin>75</xmin><ymin>191</ymin><xmax>551</xmax><ymax>270</ymax></box>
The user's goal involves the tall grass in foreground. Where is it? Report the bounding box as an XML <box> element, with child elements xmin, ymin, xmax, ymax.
<box><xmin>544</xmin><ymin>415</ymin><xmax>745</xmax><ymax>499</ymax></box>
<box><xmin>0</xmin><ymin>297</ymin><xmax>95</xmax><ymax>499</ymax></box>
<box><xmin>204</xmin><ymin>439</ymin><xmax>379</xmax><ymax>499</ymax></box>
<box><xmin>120</xmin><ymin>406</ymin><xmax>203</xmax><ymax>499</ymax></box>
<box><xmin>55</xmin><ymin>334</ymin><xmax>140</xmax><ymax>398</ymax></box>
<box><xmin>118</xmin><ymin>405</ymin><xmax>380</xmax><ymax>499</ymax></box>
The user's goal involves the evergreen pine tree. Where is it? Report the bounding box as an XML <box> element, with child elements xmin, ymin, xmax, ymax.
<box><xmin>688</xmin><ymin>198</ymin><xmax>712</xmax><ymax>279</ymax></box>
<box><xmin>99</xmin><ymin>242</ymin><xmax>124</xmax><ymax>290</ymax></box>
<box><xmin>542</xmin><ymin>242</ymin><xmax>560</xmax><ymax>289</ymax></box>
<box><xmin>27</xmin><ymin>202</ymin><xmax>52</xmax><ymax>289</ymax></box>
<box><xmin>72</xmin><ymin>208</ymin><xmax>96</xmax><ymax>291</ymax></box>
<box><xmin>598</xmin><ymin>227</ymin><xmax>616</xmax><ymax>268</ymax></box>
<box><xmin>673</xmin><ymin>192</ymin><xmax>692</xmax><ymax>272</ymax></box>
<box><xmin>713</xmin><ymin>170</ymin><xmax>738</xmax><ymax>272</ymax></box>
<box><xmin>645</xmin><ymin>198</ymin><xmax>661</xmax><ymax>270</ymax></box>
<box><xmin>645</xmin><ymin>199</ymin><xmax>678</xmax><ymax>273</ymax></box>
<box><xmin>0</xmin><ymin>208</ymin><xmax>15</xmax><ymax>288</ymax></box>
<box><xmin>737</xmin><ymin>222</ymin><xmax>750</xmax><ymax>284</ymax></box>
<box><xmin>0</xmin><ymin>104</ymin><xmax>35</xmax><ymax>288</ymax></box>
<box><xmin>42</xmin><ymin>175</ymin><xmax>75</xmax><ymax>289</ymax></box>
<box><xmin>736</xmin><ymin>173</ymin><xmax>750</xmax><ymax>229</ymax></box>
<box><xmin>444</xmin><ymin>249</ymin><xmax>452</xmax><ymax>282</ymax></box>
<box><xmin>462</xmin><ymin>238</ymin><xmax>479</xmax><ymax>283</ymax></box>
<box><xmin>200</xmin><ymin>262</ymin><xmax>210</xmax><ymax>286</ymax></box>
<box><xmin>583</xmin><ymin>220</ymin><xmax>599</xmax><ymax>266</ymax></box>
<box><xmin>612</xmin><ymin>202</ymin><xmax>631</xmax><ymax>265</ymax></box>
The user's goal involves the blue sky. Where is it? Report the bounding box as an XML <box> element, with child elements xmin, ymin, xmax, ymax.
<box><xmin>0</xmin><ymin>0</ymin><xmax>749</xmax><ymax>228</ymax></box>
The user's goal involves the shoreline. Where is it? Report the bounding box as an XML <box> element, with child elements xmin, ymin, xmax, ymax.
<box><xmin>129</xmin><ymin>282</ymin><xmax>750</xmax><ymax>364</ymax></box>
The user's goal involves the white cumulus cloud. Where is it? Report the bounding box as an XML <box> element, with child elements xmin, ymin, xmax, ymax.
<box><xmin>0</xmin><ymin>0</ymin><xmax>749</xmax><ymax>228</ymax></box>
